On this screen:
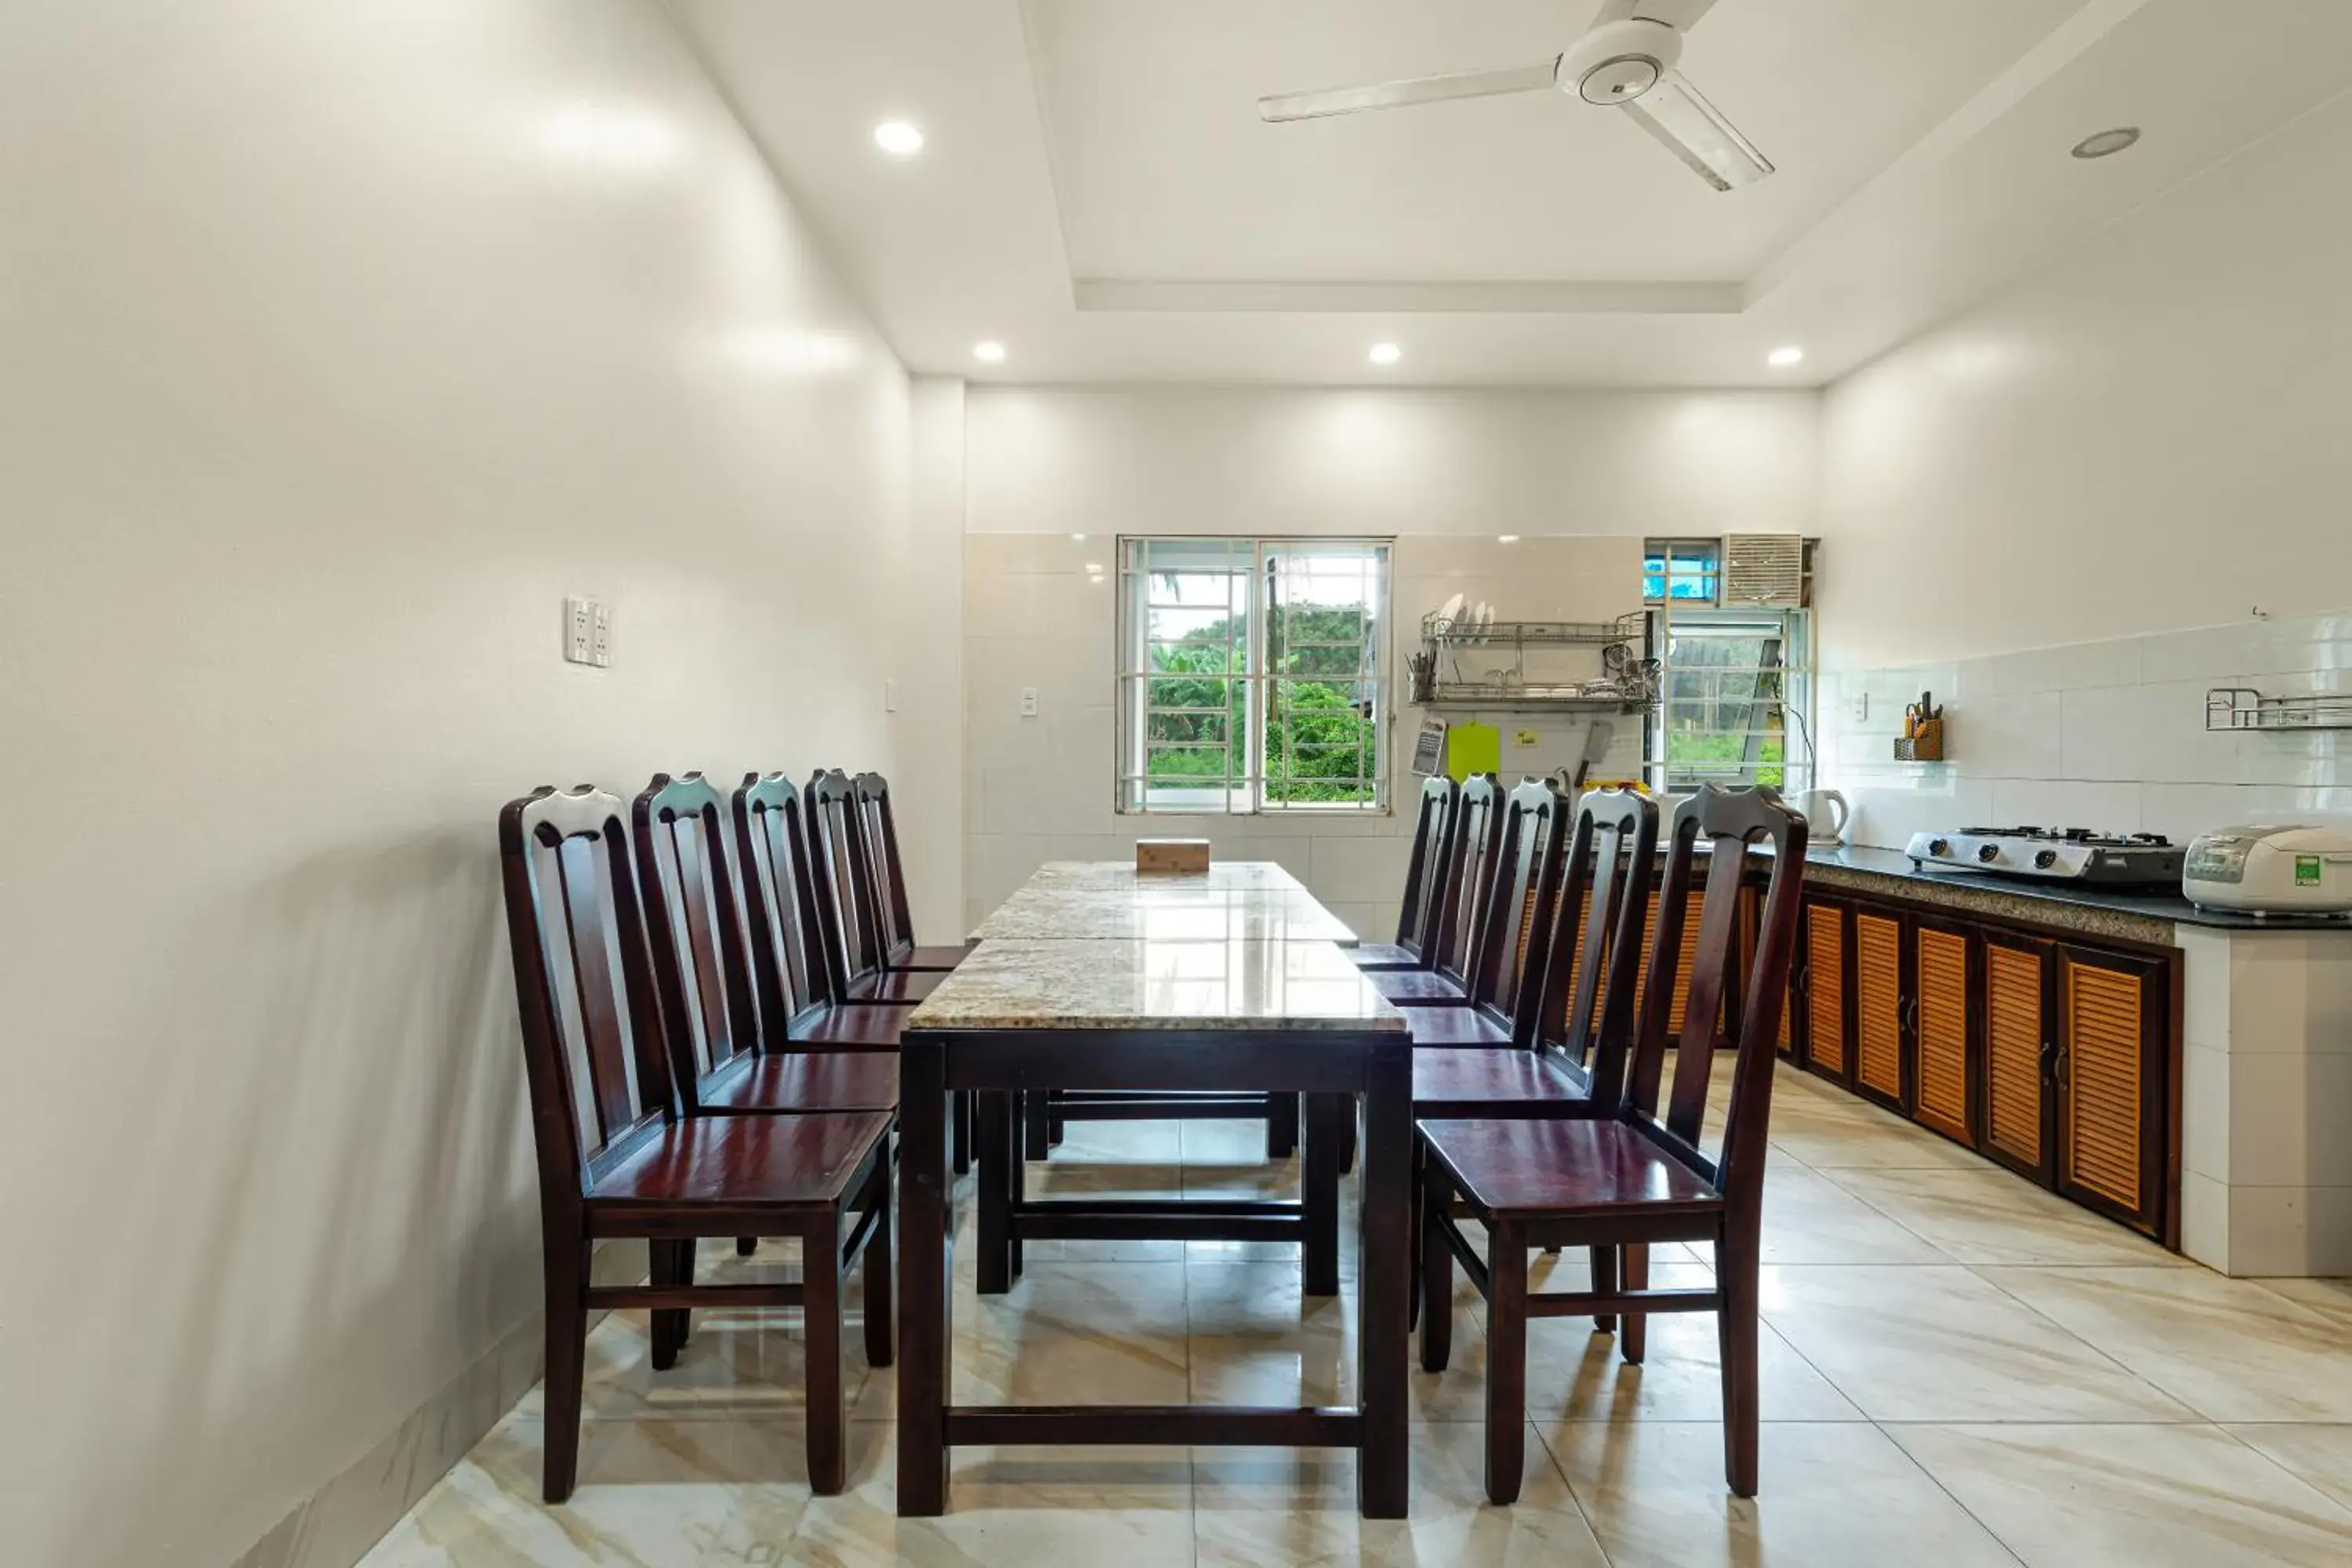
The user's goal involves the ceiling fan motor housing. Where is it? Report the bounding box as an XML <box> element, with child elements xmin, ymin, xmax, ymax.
<box><xmin>1560</xmin><ymin>17</ymin><xmax>1683</xmax><ymax>104</ymax></box>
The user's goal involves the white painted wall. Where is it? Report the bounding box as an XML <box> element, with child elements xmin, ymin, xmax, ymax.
<box><xmin>1812</xmin><ymin>85</ymin><xmax>2352</xmax><ymax>849</ymax></box>
<box><xmin>0</xmin><ymin>4</ymin><xmax>909</xmax><ymax>1564</ymax></box>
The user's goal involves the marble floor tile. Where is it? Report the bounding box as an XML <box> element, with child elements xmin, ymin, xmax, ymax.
<box><xmin>2225</xmin><ymin>1425</ymin><xmax>2352</xmax><ymax>1513</ymax></box>
<box><xmin>1541</xmin><ymin>1419</ymin><xmax>2021</xmax><ymax>1567</ymax></box>
<box><xmin>953</xmin><ymin>1260</ymin><xmax>1192</xmax><ymax>1408</ymax></box>
<box><xmin>1759</xmin><ymin>1265</ymin><xmax>2194</xmax><ymax>1421</ymax></box>
<box><xmin>1769</xmin><ymin>1082</ymin><xmax>1991</xmax><ymax>1171</ymax></box>
<box><xmin>1889</xmin><ymin>1423</ymin><xmax>2352</xmax><ymax>1567</ymax></box>
<box><xmin>1185</xmin><ymin>1259</ymin><xmax>1361</xmax><ymax>1407</ymax></box>
<box><xmin>1827</xmin><ymin>1165</ymin><xmax>2188</xmax><ymax>1266</ymax></box>
<box><xmin>1978</xmin><ymin>1266</ymin><xmax>2352</xmax><ymax>1421</ymax></box>
<box><xmin>1755</xmin><ymin>1162</ymin><xmax>1955</xmax><ymax>1265</ymax></box>
<box><xmin>1191</xmin><ymin>1422</ymin><xmax>1610</xmax><ymax>1566</ymax></box>
<box><xmin>2255</xmin><ymin>1276</ymin><xmax>2352</xmax><ymax>1334</ymax></box>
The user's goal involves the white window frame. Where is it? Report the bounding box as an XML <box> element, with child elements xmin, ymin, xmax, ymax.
<box><xmin>1115</xmin><ymin>535</ymin><xmax>1392</xmax><ymax>815</ymax></box>
<box><xmin>1645</xmin><ymin>602</ymin><xmax>1817</xmax><ymax>795</ymax></box>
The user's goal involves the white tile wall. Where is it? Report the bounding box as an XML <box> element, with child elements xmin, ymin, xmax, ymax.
<box><xmin>1819</xmin><ymin>609</ymin><xmax>2352</xmax><ymax>849</ymax></box>
<box><xmin>960</xmin><ymin>532</ymin><xmax>1650</xmax><ymax>931</ymax></box>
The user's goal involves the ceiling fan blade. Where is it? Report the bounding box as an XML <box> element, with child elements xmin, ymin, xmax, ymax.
<box><xmin>1628</xmin><ymin>0</ymin><xmax>1720</xmax><ymax>30</ymax></box>
<box><xmin>1258</xmin><ymin>59</ymin><xmax>1559</xmax><ymax>123</ymax></box>
<box><xmin>1620</xmin><ymin>67</ymin><xmax>1772</xmax><ymax>190</ymax></box>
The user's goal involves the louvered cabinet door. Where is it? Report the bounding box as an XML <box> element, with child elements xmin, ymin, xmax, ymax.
<box><xmin>2055</xmin><ymin>946</ymin><xmax>2167</xmax><ymax>1236</ymax></box>
<box><xmin>1853</xmin><ymin>909</ymin><xmax>1907</xmax><ymax>1111</ymax></box>
<box><xmin>1981</xmin><ymin>938</ymin><xmax>2054</xmax><ymax>1181</ymax></box>
<box><xmin>1802</xmin><ymin>898</ymin><xmax>1850</xmax><ymax>1084</ymax></box>
<box><xmin>1911</xmin><ymin>919</ymin><xmax>1975</xmax><ymax>1145</ymax></box>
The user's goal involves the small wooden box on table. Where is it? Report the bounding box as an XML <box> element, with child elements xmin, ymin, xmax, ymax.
<box><xmin>894</xmin><ymin>935</ymin><xmax>1414</xmax><ymax>1519</ymax></box>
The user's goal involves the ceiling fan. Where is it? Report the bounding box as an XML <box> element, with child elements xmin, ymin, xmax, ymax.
<box><xmin>1258</xmin><ymin>0</ymin><xmax>1772</xmax><ymax>192</ymax></box>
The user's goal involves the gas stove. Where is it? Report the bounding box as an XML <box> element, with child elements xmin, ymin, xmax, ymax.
<box><xmin>1903</xmin><ymin>826</ymin><xmax>2187</xmax><ymax>887</ymax></box>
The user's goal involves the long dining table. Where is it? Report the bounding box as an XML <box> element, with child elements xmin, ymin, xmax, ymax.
<box><xmin>895</xmin><ymin>860</ymin><xmax>1414</xmax><ymax>1519</ymax></box>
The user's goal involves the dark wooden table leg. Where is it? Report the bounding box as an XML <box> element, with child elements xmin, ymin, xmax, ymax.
<box><xmin>1356</xmin><ymin>1039</ymin><xmax>1411</xmax><ymax>1519</ymax></box>
<box><xmin>1303</xmin><ymin>1093</ymin><xmax>1340</xmax><ymax>1297</ymax></box>
<box><xmin>977</xmin><ymin>1089</ymin><xmax>1014</xmax><ymax>1295</ymax></box>
<box><xmin>896</xmin><ymin>1031</ymin><xmax>951</xmax><ymax>1516</ymax></box>
<box><xmin>1023</xmin><ymin>1088</ymin><xmax>1051</xmax><ymax>1160</ymax></box>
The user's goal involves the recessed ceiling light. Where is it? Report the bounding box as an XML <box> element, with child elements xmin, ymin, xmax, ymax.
<box><xmin>2071</xmin><ymin>126</ymin><xmax>2140</xmax><ymax>159</ymax></box>
<box><xmin>973</xmin><ymin>340</ymin><xmax>1007</xmax><ymax>364</ymax></box>
<box><xmin>1767</xmin><ymin>345</ymin><xmax>1805</xmax><ymax>368</ymax></box>
<box><xmin>1368</xmin><ymin>342</ymin><xmax>1403</xmax><ymax>366</ymax></box>
<box><xmin>873</xmin><ymin>119</ymin><xmax>924</xmax><ymax>157</ymax></box>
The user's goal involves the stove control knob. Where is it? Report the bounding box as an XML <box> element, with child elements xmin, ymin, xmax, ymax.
<box><xmin>1976</xmin><ymin>844</ymin><xmax>2002</xmax><ymax>863</ymax></box>
<box><xmin>2034</xmin><ymin>849</ymin><xmax>2058</xmax><ymax>869</ymax></box>
<box><xmin>1928</xmin><ymin>838</ymin><xmax>1950</xmax><ymax>857</ymax></box>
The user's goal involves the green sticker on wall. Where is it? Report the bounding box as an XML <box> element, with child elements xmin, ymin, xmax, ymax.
<box><xmin>2296</xmin><ymin>854</ymin><xmax>2323</xmax><ymax>887</ymax></box>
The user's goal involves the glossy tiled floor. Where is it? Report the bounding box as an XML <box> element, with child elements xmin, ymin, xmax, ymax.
<box><xmin>362</xmin><ymin>1066</ymin><xmax>2352</xmax><ymax>1566</ymax></box>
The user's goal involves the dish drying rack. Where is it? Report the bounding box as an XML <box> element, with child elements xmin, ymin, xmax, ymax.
<box><xmin>1410</xmin><ymin>610</ymin><xmax>1657</xmax><ymax>711</ymax></box>
<box><xmin>2206</xmin><ymin>687</ymin><xmax>2352</xmax><ymax>731</ymax></box>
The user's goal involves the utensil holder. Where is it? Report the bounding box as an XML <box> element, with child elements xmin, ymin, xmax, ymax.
<box><xmin>1894</xmin><ymin>718</ymin><xmax>1944</xmax><ymax>762</ymax></box>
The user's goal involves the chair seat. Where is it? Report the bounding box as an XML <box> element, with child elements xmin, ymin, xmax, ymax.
<box><xmin>700</xmin><ymin>1052</ymin><xmax>900</xmax><ymax>1113</ymax></box>
<box><xmin>1417</xmin><ymin>1117</ymin><xmax>1723</xmax><ymax>1220</ymax></box>
<box><xmin>1412</xmin><ymin>1048</ymin><xmax>1588</xmax><ymax>1112</ymax></box>
<box><xmin>895</xmin><ymin>943</ymin><xmax>971</xmax><ymax>972</ymax></box>
<box><xmin>588</xmin><ymin>1111</ymin><xmax>890</xmax><ymax>1214</ymax></box>
<box><xmin>788</xmin><ymin>1004</ymin><xmax>907</xmax><ymax>1049</ymax></box>
<box><xmin>1348</xmin><ymin>942</ymin><xmax>1421</xmax><ymax>971</ymax></box>
<box><xmin>1405</xmin><ymin>1008</ymin><xmax>1513</xmax><ymax>1047</ymax></box>
<box><xmin>1371</xmin><ymin>969</ymin><xmax>1467</xmax><ymax>1005</ymax></box>
<box><xmin>845</xmin><ymin>968</ymin><xmax>947</xmax><ymax>1003</ymax></box>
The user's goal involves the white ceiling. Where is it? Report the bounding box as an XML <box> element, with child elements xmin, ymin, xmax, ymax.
<box><xmin>671</xmin><ymin>0</ymin><xmax>2352</xmax><ymax>387</ymax></box>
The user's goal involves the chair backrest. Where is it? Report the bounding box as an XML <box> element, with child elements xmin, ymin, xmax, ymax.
<box><xmin>631</xmin><ymin>773</ymin><xmax>761</xmax><ymax>1109</ymax></box>
<box><xmin>1463</xmin><ymin>778</ymin><xmax>1572</xmax><ymax>1033</ymax></box>
<box><xmin>1427</xmin><ymin>772</ymin><xmax>1504</xmax><ymax>987</ymax></box>
<box><xmin>1537</xmin><ymin>786</ymin><xmax>1661</xmax><ymax>1105</ymax></box>
<box><xmin>805</xmin><ymin>767</ymin><xmax>885</xmax><ymax>997</ymax></box>
<box><xmin>733</xmin><ymin>771</ymin><xmax>838</xmax><ymax>1037</ymax></box>
<box><xmin>498</xmin><ymin>786</ymin><xmax>675</xmax><ymax>1207</ymax></box>
<box><xmin>851</xmin><ymin>771</ymin><xmax>920</xmax><ymax>964</ymax></box>
<box><xmin>1621</xmin><ymin>785</ymin><xmax>1809</xmax><ymax>1214</ymax></box>
<box><xmin>1390</xmin><ymin>775</ymin><xmax>1461</xmax><ymax>955</ymax></box>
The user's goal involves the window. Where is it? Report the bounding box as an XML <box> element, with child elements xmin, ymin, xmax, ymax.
<box><xmin>1647</xmin><ymin>605</ymin><xmax>1816</xmax><ymax>793</ymax></box>
<box><xmin>1116</xmin><ymin>537</ymin><xmax>1390</xmax><ymax>814</ymax></box>
<box><xmin>1643</xmin><ymin>538</ymin><xmax>1722</xmax><ymax>604</ymax></box>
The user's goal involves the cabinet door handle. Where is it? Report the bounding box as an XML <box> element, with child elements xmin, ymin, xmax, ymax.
<box><xmin>2053</xmin><ymin>1045</ymin><xmax>2071</xmax><ymax>1089</ymax></box>
<box><xmin>1899</xmin><ymin>996</ymin><xmax>1918</xmax><ymax>1035</ymax></box>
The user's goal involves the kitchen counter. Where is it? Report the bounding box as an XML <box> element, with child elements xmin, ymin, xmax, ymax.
<box><xmin>1795</xmin><ymin>844</ymin><xmax>2352</xmax><ymax>942</ymax></box>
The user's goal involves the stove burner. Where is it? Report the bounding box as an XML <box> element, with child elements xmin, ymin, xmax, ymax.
<box><xmin>1958</xmin><ymin>826</ymin><xmax>2172</xmax><ymax>849</ymax></box>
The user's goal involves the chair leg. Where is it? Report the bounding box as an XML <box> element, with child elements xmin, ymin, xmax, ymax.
<box><xmin>1718</xmin><ymin>1233</ymin><xmax>1759</xmax><ymax>1497</ymax></box>
<box><xmin>863</xmin><ymin>1143</ymin><xmax>895</xmax><ymax>1369</ymax></box>
<box><xmin>951</xmin><ymin>1089</ymin><xmax>971</xmax><ymax>1177</ymax></box>
<box><xmin>1408</xmin><ymin>1140</ymin><xmax>1423</xmax><ymax>1334</ymax></box>
<box><xmin>1418</xmin><ymin>1168</ymin><xmax>1453</xmax><ymax>1374</ymax></box>
<box><xmin>1484</xmin><ymin>1220</ymin><xmax>1527</xmax><ymax>1505</ymax></box>
<box><xmin>1023</xmin><ymin>1090</ymin><xmax>1051</xmax><ymax>1161</ymax></box>
<box><xmin>650</xmin><ymin>1240</ymin><xmax>688</xmax><ymax>1370</ymax></box>
<box><xmin>736</xmin><ymin>1236</ymin><xmax>757</xmax><ymax>1257</ymax></box>
<box><xmin>1266</xmin><ymin>1091</ymin><xmax>1298</xmax><ymax>1160</ymax></box>
<box><xmin>540</xmin><ymin>1236</ymin><xmax>588</xmax><ymax>1504</ymax></box>
<box><xmin>1589</xmin><ymin>1245</ymin><xmax>1619</xmax><ymax>1335</ymax></box>
<box><xmin>1621</xmin><ymin>1243</ymin><xmax>1650</xmax><ymax>1365</ymax></box>
<box><xmin>804</xmin><ymin>1212</ymin><xmax>847</xmax><ymax>1495</ymax></box>
<box><xmin>1336</xmin><ymin>1097</ymin><xmax>1359</xmax><ymax>1178</ymax></box>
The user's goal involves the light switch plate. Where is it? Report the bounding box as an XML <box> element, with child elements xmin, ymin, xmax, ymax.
<box><xmin>1849</xmin><ymin>691</ymin><xmax>1868</xmax><ymax>723</ymax></box>
<box><xmin>564</xmin><ymin>597</ymin><xmax>595</xmax><ymax>665</ymax></box>
<box><xmin>589</xmin><ymin>601</ymin><xmax>612</xmax><ymax>667</ymax></box>
<box><xmin>884</xmin><ymin>678</ymin><xmax>899</xmax><ymax>713</ymax></box>
<box><xmin>1019</xmin><ymin>687</ymin><xmax>1040</xmax><ymax>718</ymax></box>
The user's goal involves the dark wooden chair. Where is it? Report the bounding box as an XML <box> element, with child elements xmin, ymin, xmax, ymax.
<box><xmin>634</xmin><ymin>773</ymin><xmax>900</xmax><ymax>1116</ymax></box>
<box><xmin>1372</xmin><ymin>772</ymin><xmax>1504</xmax><ymax>1007</ymax></box>
<box><xmin>1401</xmin><ymin>778</ymin><xmax>1573</xmax><ymax>1048</ymax></box>
<box><xmin>1417</xmin><ymin>784</ymin><xmax>1808</xmax><ymax>1503</ymax></box>
<box><xmin>805</xmin><ymin>768</ymin><xmax>945</xmax><ymax>1004</ymax></box>
<box><xmin>851</xmin><ymin>771</ymin><xmax>970</xmax><ymax>971</ymax></box>
<box><xmin>1351</xmin><ymin>775</ymin><xmax>1461</xmax><ymax>971</ymax></box>
<box><xmin>499</xmin><ymin>786</ymin><xmax>894</xmax><ymax>1501</ymax></box>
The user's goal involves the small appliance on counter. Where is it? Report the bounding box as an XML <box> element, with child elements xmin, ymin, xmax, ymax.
<box><xmin>2182</xmin><ymin>825</ymin><xmax>2352</xmax><ymax>916</ymax></box>
<box><xmin>1791</xmin><ymin>789</ymin><xmax>1849</xmax><ymax>846</ymax></box>
<box><xmin>1904</xmin><ymin>826</ymin><xmax>2185</xmax><ymax>887</ymax></box>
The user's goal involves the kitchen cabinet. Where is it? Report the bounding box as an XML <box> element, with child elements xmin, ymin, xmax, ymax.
<box><xmin>2053</xmin><ymin>945</ymin><xmax>2167</xmax><ymax>1235</ymax></box>
<box><xmin>1910</xmin><ymin>914</ymin><xmax>1975</xmax><ymax>1146</ymax></box>
<box><xmin>1980</xmin><ymin>933</ymin><xmax>2054</xmax><ymax>1181</ymax></box>
<box><xmin>1796</xmin><ymin>895</ymin><xmax>1852</xmax><ymax>1084</ymax></box>
<box><xmin>1853</xmin><ymin>908</ymin><xmax>1907</xmax><ymax>1112</ymax></box>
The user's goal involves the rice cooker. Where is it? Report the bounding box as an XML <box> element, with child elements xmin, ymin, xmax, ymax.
<box><xmin>2181</xmin><ymin>825</ymin><xmax>2352</xmax><ymax>916</ymax></box>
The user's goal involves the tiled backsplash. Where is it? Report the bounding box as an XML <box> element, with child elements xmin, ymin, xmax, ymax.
<box><xmin>1819</xmin><ymin>609</ymin><xmax>2352</xmax><ymax>850</ymax></box>
<box><xmin>962</xmin><ymin>532</ymin><xmax>1649</xmax><ymax>936</ymax></box>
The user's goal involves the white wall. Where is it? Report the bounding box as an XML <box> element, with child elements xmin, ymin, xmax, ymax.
<box><xmin>0</xmin><ymin>4</ymin><xmax>910</xmax><ymax>1565</ymax></box>
<box><xmin>953</xmin><ymin>385</ymin><xmax>1821</xmax><ymax>930</ymax></box>
<box><xmin>1813</xmin><ymin>85</ymin><xmax>2352</xmax><ymax>847</ymax></box>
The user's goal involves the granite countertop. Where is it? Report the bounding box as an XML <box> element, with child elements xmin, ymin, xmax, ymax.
<box><xmin>1797</xmin><ymin>844</ymin><xmax>2352</xmax><ymax>938</ymax></box>
<box><xmin>905</xmin><ymin>938</ymin><xmax>1407</xmax><ymax>1032</ymax></box>
<box><xmin>1029</xmin><ymin>859</ymin><xmax>1306</xmax><ymax>891</ymax></box>
<box><xmin>969</xmin><ymin>880</ymin><xmax>1358</xmax><ymax>944</ymax></box>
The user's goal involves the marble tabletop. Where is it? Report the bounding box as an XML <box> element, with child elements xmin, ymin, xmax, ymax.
<box><xmin>904</xmin><ymin>938</ymin><xmax>1406</xmax><ymax>1032</ymax></box>
<box><xmin>968</xmin><ymin>866</ymin><xmax>1358</xmax><ymax>944</ymax></box>
<box><xmin>1028</xmin><ymin>859</ymin><xmax>1306</xmax><ymax>891</ymax></box>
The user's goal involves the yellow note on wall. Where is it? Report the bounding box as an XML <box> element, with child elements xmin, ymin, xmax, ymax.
<box><xmin>1446</xmin><ymin>722</ymin><xmax>1501</xmax><ymax>782</ymax></box>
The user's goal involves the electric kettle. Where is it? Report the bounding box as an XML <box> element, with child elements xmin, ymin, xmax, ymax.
<box><xmin>1791</xmin><ymin>789</ymin><xmax>1849</xmax><ymax>847</ymax></box>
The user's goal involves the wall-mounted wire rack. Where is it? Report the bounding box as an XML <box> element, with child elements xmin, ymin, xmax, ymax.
<box><xmin>1410</xmin><ymin>610</ymin><xmax>1655</xmax><ymax>710</ymax></box>
<box><xmin>2206</xmin><ymin>687</ymin><xmax>2352</xmax><ymax>732</ymax></box>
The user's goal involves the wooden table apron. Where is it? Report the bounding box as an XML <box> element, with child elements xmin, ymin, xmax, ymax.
<box><xmin>895</xmin><ymin>1022</ymin><xmax>1415</xmax><ymax>1519</ymax></box>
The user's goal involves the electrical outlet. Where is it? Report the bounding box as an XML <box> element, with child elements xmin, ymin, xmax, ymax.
<box><xmin>564</xmin><ymin>597</ymin><xmax>595</xmax><ymax>665</ymax></box>
<box><xmin>1849</xmin><ymin>691</ymin><xmax>1868</xmax><ymax>724</ymax></box>
<box><xmin>589</xmin><ymin>601</ymin><xmax>612</xmax><ymax>667</ymax></box>
<box><xmin>884</xmin><ymin>678</ymin><xmax>899</xmax><ymax>713</ymax></box>
<box><xmin>1019</xmin><ymin>687</ymin><xmax>1040</xmax><ymax>718</ymax></box>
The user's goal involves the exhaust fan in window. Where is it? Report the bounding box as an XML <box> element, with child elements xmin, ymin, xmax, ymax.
<box><xmin>1721</xmin><ymin>534</ymin><xmax>1806</xmax><ymax>606</ymax></box>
